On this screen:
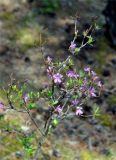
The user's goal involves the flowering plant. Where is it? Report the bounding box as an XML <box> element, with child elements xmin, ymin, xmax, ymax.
<box><xmin>0</xmin><ymin>18</ymin><xmax>102</xmax><ymax>160</ymax></box>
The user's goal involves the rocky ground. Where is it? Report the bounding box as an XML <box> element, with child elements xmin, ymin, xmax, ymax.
<box><xmin>0</xmin><ymin>0</ymin><xmax>116</xmax><ymax>160</ymax></box>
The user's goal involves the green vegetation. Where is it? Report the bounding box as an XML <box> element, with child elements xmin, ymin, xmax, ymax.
<box><xmin>107</xmin><ymin>95</ymin><xmax>116</xmax><ymax>106</ymax></box>
<box><xmin>0</xmin><ymin>11</ymin><xmax>15</xmax><ymax>21</ymax></box>
<box><xmin>96</xmin><ymin>114</ymin><xmax>113</xmax><ymax>127</ymax></box>
<box><xmin>39</xmin><ymin>0</ymin><xmax>60</xmax><ymax>14</ymax></box>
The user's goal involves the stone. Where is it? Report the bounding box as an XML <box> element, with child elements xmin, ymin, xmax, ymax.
<box><xmin>88</xmin><ymin>118</ymin><xmax>98</xmax><ymax>125</ymax></box>
<box><xmin>100</xmin><ymin>148</ymin><xmax>111</xmax><ymax>156</ymax></box>
<box><xmin>94</xmin><ymin>124</ymin><xmax>104</xmax><ymax>133</ymax></box>
<box><xmin>52</xmin><ymin>149</ymin><xmax>61</xmax><ymax>157</ymax></box>
<box><xmin>15</xmin><ymin>151</ymin><xmax>23</xmax><ymax>158</ymax></box>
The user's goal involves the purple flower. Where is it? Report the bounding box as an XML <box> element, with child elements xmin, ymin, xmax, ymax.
<box><xmin>97</xmin><ymin>81</ymin><xmax>102</xmax><ymax>87</ymax></box>
<box><xmin>72</xmin><ymin>100</ymin><xmax>79</xmax><ymax>106</ymax></box>
<box><xmin>89</xmin><ymin>87</ymin><xmax>96</xmax><ymax>97</ymax></box>
<box><xmin>55</xmin><ymin>105</ymin><xmax>62</xmax><ymax>113</ymax></box>
<box><xmin>53</xmin><ymin>73</ymin><xmax>63</xmax><ymax>84</ymax></box>
<box><xmin>84</xmin><ymin>67</ymin><xmax>91</xmax><ymax>72</ymax></box>
<box><xmin>76</xmin><ymin>107</ymin><xmax>83</xmax><ymax>116</ymax></box>
<box><xmin>0</xmin><ymin>102</ymin><xmax>5</xmax><ymax>111</ymax></box>
<box><xmin>47</xmin><ymin>66</ymin><xmax>53</xmax><ymax>75</ymax></box>
<box><xmin>23</xmin><ymin>94</ymin><xmax>29</xmax><ymax>103</ymax></box>
<box><xmin>69</xmin><ymin>41</ymin><xmax>76</xmax><ymax>49</ymax></box>
<box><xmin>66</xmin><ymin>70</ymin><xmax>76</xmax><ymax>78</ymax></box>
<box><xmin>91</xmin><ymin>71</ymin><xmax>96</xmax><ymax>76</ymax></box>
<box><xmin>47</xmin><ymin>56</ymin><xmax>52</xmax><ymax>63</ymax></box>
<box><xmin>80</xmin><ymin>86</ymin><xmax>87</xmax><ymax>92</ymax></box>
<box><xmin>0</xmin><ymin>102</ymin><xmax>4</xmax><ymax>109</ymax></box>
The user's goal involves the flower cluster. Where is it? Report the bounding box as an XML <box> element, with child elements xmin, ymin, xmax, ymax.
<box><xmin>53</xmin><ymin>73</ymin><xmax>63</xmax><ymax>84</ymax></box>
<box><xmin>45</xmin><ymin>56</ymin><xmax>102</xmax><ymax>117</ymax></box>
<box><xmin>66</xmin><ymin>70</ymin><xmax>77</xmax><ymax>78</ymax></box>
<box><xmin>0</xmin><ymin>19</ymin><xmax>102</xmax><ymax>159</ymax></box>
<box><xmin>70</xmin><ymin>41</ymin><xmax>76</xmax><ymax>49</ymax></box>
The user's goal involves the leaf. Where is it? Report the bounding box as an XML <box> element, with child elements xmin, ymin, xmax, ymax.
<box><xmin>47</xmin><ymin>90</ymin><xmax>53</xmax><ymax>97</ymax></box>
<box><xmin>28</xmin><ymin>103</ymin><xmax>36</xmax><ymax>109</ymax></box>
<box><xmin>52</xmin><ymin>100</ymin><xmax>58</xmax><ymax>105</ymax></box>
<box><xmin>52</xmin><ymin>118</ymin><xmax>59</xmax><ymax>126</ymax></box>
<box><xmin>68</xmin><ymin>58</ymin><xmax>74</xmax><ymax>66</ymax></box>
<box><xmin>75</xmin><ymin>47</ymin><xmax>80</xmax><ymax>54</ymax></box>
<box><xmin>93</xmin><ymin>105</ymin><xmax>100</xmax><ymax>117</ymax></box>
<box><xmin>79</xmin><ymin>70</ymin><xmax>85</xmax><ymax>77</ymax></box>
<box><xmin>87</xmin><ymin>36</ymin><xmax>94</xmax><ymax>44</ymax></box>
<box><xmin>95</xmin><ymin>24</ymin><xmax>100</xmax><ymax>30</ymax></box>
<box><xmin>12</xmin><ymin>85</ymin><xmax>17</xmax><ymax>90</ymax></box>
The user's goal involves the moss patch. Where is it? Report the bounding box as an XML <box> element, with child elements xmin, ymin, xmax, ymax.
<box><xmin>107</xmin><ymin>95</ymin><xmax>116</xmax><ymax>106</ymax></box>
<box><xmin>96</xmin><ymin>114</ymin><xmax>113</xmax><ymax>127</ymax></box>
<box><xmin>0</xmin><ymin>12</ymin><xmax>15</xmax><ymax>21</ymax></box>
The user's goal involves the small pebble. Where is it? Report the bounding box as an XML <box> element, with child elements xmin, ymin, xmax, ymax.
<box><xmin>88</xmin><ymin>118</ymin><xmax>98</xmax><ymax>125</ymax></box>
<box><xmin>94</xmin><ymin>124</ymin><xmax>104</xmax><ymax>132</ymax></box>
<box><xmin>15</xmin><ymin>151</ymin><xmax>23</xmax><ymax>158</ymax></box>
<box><xmin>52</xmin><ymin>149</ymin><xmax>61</xmax><ymax>157</ymax></box>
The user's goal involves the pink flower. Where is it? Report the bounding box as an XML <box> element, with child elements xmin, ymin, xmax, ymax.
<box><xmin>66</xmin><ymin>70</ymin><xmax>76</xmax><ymax>78</ymax></box>
<box><xmin>0</xmin><ymin>102</ymin><xmax>5</xmax><ymax>111</ymax></box>
<box><xmin>0</xmin><ymin>102</ymin><xmax>4</xmax><ymax>107</ymax></box>
<box><xmin>89</xmin><ymin>87</ymin><xmax>96</xmax><ymax>97</ymax></box>
<box><xmin>76</xmin><ymin>107</ymin><xmax>83</xmax><ymax>116</ymax></box>
<box><xmin>84</xmin><ymin>67</ymin><xmax>91</xmax><ymax>72</ymax></box>
<box><xmin>69</xmin><ymin>41</ymin><xmax>76</xmax><ymax>49</ymax></box>
<box><xmin>0</xmin><ymin>102</ymin><xmax>4</xmax><ymax>108</ymax></box>
<box><xmin>23</xmin><ymin>94</ymin><xmax>29</xmax><ymax>103</ymax></box>
<box><xmin>47</xmin><ymin>66</ymin><xmax>53</xmax><ymax>75</ymax></box>
<box><xmin>72</xmin><ymin>100</ymin><xmax>79</xmax><ymax>106</ymax></box>
<box><xmin>91</xmin><ymin>71</ymin><xmax>96</xmax><ymax>76</ymax></box>
<box><xmin>47</xmin><ymin>56</ymin><xmax>52</xmax><ymax>63</ymax></box>
<box><xmin>97</xmin><ymin>81</ymin><xmax>102</xmax><ymax>87</ymax></box>
<box><xmin>53</xmin><ymin>73</ymin><xmax>63</xmax><ymax>84</ymax></box>
<box><xmin>80</xmin><ymin>86</ymin><xmax>87</xmax><ymax>92</ymax></box>
<box><xmin>55</xmin><ymin>105</ymin><xmax>62</xmax><ymax>113</ymax></box>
